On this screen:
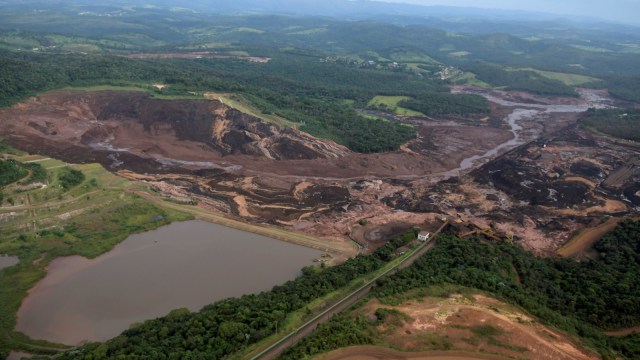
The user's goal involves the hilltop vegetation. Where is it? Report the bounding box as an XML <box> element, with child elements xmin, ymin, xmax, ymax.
<box><xmin>57</xmin><ymin>167</ymin><xmax>85</xmax><ymax>190</ymax></box>
<box><xmin>284</xmin><ymin>221</ymin><xmax>640</xmax><ymax>359</ymax></box>
<box><xmin>0</xmin><ymin>158</ymin><xmax>47</xmax><ymax>203</ymax></box>
<box><xmin>460</xmin><ymin>62</ymin><xmax>579</xmax><ymax>96</ymax></box>
<box><xmin>581</xmin><ymin>108</ymin><xmax>640</xmax><ymax>141</ymax></box>
<box><xmin>0</xmin><ymin>159</ymin><xmax>28</xmax><ymax>187</ymax></box>
<box><xmin>397</xmin><ymin>93</ymin><xmax>489</xmax><ymax>116</ymax></box>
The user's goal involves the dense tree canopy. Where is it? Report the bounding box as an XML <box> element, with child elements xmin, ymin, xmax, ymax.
<box><xmin>581</xmin><ymin>108</ymin><xmax>640</xmax><ymax>142</ymax></box>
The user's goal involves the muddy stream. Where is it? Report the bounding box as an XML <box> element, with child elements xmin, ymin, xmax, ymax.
<box><xmin>441</xmin><ymin>88</ymin><xmax>614</xmax><ymax>178</ymax></box>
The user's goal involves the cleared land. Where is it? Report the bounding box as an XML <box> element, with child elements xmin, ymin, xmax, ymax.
<box><xmin>368</xmin><ymin>96</ymin><xmax>424</xmax><ymax>116</ymax></box>
<box><xmin>509</xmin><ymin>67</ymin><xmax>600</xmax><ymax>86</ymax></box>
<box><xmin>327</xmin><ymin>291</ymin><xmax>597</xmax><ymax>360</ymax></box>
<box><xmin>557</xmin><ymin>217</ymin><xmax>628</xmax><ymax>258</ymax></box>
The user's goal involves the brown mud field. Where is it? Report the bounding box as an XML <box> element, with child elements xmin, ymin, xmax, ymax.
<box><xmin>0</xmin><ymin>87</ymin><xmax>635</xmax><ymax>257</ymax></box>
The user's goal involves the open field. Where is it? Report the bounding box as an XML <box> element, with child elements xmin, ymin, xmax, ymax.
<box><xmin>368</xmin><ymin>96</ymin><xmax>424</xmax><ymax>116</ymax></box>
<box><xmin>64</xmin><ymin>84</ymin><xmax>206</xmax><ymax>100</ymax></box>
<box><xmin>204</xmin><ymin>92</ymin><xmax>299</xmax><ymax>128</ymax></box>
<box><xmin>557</xmin><ymin>217</ymin><xmax>630</xmax><ymax>258</ymax></box>
<box><xmin>318</xmin><ymin>289</ymin><xmax>598</xmax><ymax>360</ymax></box>
<box><xmin>447</xmin><ymin>72</ymin><xmax>491</xmax><ymax>87</ymax></box>
<box><xmin>508</xmin><ymin>67</ymin><xmax>601</xmax><ymax>86</ymax></box>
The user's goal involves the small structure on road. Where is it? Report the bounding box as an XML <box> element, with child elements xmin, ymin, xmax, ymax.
<box><xmin>417</xmin><ymin>231</ymin><xmax>430</xmax><ymax>242</ymax></box>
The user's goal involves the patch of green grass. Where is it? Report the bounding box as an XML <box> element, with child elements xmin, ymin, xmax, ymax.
<box><xmin>62</xmin><ymin>84</ymin><xmax>151</xmax><ymax>93</ymax></box>
<box><xmin>375</xmin><ymin>308</ymin><xmax>411</xmax><ymax>331</ymax></box>
<box><xmin>619</xmin><ymin>43</ymin><xmax>640</xmax><ymax>54</ymax></box>
<box><xmin>509</xmin><ymin>67</ymin><xmax>601</xmax><ymax>86</ymax></box>
<box><xmin>60</xmin><ymin>43</ymin><xmax>102</xmax><ymax>53</ymax></box>
<box><xmin>58</xmin><ymin>167</ymin><xmax>85</xmax><ymax>190</ymax></box>
<box><xmin>0</xmin><ymin>140</ymin><xmax>25</xmax><ymax>156</ymax></box>
<box><xmin>415</xmin><ymin>332</ymin><xmax>453</xmax><ymax>350</ymax></box>
<box><xmin>570</xmin><ymin>45</ymin><xmax>613</xmax><ymax>53</ymax></box>
<box><xmin>449</xmin><ymin>51</ymin><xmax>471</xmax><ymax>57</ymax></box>
<box><xmin>63</xmin><ymin>85</ymin><xmax>205</xmax><ymax>100</ymax></box>
<box><xmin>289</xmin><ymin>28</ymin><xmax>327</xmax><ymax>35</ymax></box>
<box><xmin>388</xmin><ymin>51</ymin><xmax>439</xmax><ymax>64</ymax></box>
<box><xmin>228</xmin><ymin>27</ymin><xmax>265</xmax><ymax>34</ymax></box>
<box><xmin>471</xmin><ymin>324</ymin><xmax>502</xmax><ymax>337</ymax></box>
<box><xmin>214</xmin><ymin>93</ymin><xmax>298</xmax><ymax>128</ymax></box>
<box><xmin>439</xmin><ymin>44</ymin><xmax>456</xmax><ymax>52</ymax></box>
<box><xmin>449</xmin><ymin>72</ymin><xmax>491</xmax><ymax>87</ymax></box>
<box><xmin>368</xmin><ymin>96</ymin><xmax>424</xmax><ymax>116</ymax></box>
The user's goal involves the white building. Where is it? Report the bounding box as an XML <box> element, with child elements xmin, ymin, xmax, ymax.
<box><xmin>417</xmin><ymin>231</ymin><xmax>430</xmax><ymax>241</ymax></box>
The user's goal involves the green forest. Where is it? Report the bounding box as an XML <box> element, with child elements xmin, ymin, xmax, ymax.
<box><xmin>283</xmin><ymin>220</ymin><xmax>640</xmax><ymax>359</ymax></box>
<box><xmin>58</xmin><ymin>167</ymin><xmax>85</xmax><ymax>190</ymax></box>
<box><xmin>0</xmin><ymin>159</ymin><xmax>47</xmax><ymax>202</ymax></box>
<box><xmin>0</xmin><ymin>159</ymin><xmax>28</xmax><ymax>187</ymax></box>
<box><xmin>397</xmin><ymin>93</ymin><xmax>489</xmax><ymax>116</ymax></box>
<box><xmin>581</xmin><ymin>108</ymin><xmax>640</xmax><ymax>141</ymax></box>
<box><xmin>459</xmin><ymin>62</ymin><xmax>578</xmax><ymax>96</ymax></box>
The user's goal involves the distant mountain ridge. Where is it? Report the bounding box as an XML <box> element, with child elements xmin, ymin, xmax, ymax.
<box><xmin>0</xmin><ymin>0</ymin><xmax>616</xmax><ymax>24</ymax></box>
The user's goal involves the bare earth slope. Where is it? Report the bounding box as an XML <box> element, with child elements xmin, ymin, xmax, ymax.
<box><xmin>0</xmin><ymin>88</ymin><xmax>636</xmax><ymax>256</ymax></box>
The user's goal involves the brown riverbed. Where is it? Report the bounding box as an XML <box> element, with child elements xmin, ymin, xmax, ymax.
<box><xmin>16</xmin><ymin>220</ymin><xmax>322</xmax><ymax>345</ymax></box>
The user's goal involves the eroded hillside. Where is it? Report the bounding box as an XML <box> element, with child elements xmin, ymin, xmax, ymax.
<box><xmin>0</xmin><ymin>88</ymin><xmax>636</xmax><ymax>255</ymax></box>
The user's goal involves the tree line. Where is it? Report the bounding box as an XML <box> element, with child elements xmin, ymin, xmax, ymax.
<box><xmin>55</xmin><ymin>231</ymin><xmax>418</xmax><ymax>359</ymax></box>
<box><xmin>282</xmin><ymin>221</ymin><xmax>640</xmax><ymax>359</ymax></box>
<box><xmin>581</xmin><ymin>108</ymin><xmax>640</xmax><ymax>142</ymax></box>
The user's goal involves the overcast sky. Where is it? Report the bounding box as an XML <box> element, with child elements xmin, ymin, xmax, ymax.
<box><xmin>377</xmin><ymin>0</ymin><xmax>640</xmax><ymax>25</ymax></box>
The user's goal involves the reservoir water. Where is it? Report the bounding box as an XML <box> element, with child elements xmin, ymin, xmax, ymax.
<box><xmin>16</xmin><ymin>220</ymin><xmax>322</xmax><ymax>345</ymax></box>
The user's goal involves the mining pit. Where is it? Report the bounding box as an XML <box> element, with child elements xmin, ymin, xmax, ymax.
<box><xmin>0</xmin><ymin>87</ymin><xmax>636</xmax><ymax>257</ymax></box>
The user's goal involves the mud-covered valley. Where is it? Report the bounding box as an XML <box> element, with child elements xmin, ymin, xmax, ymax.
<box><xmin>1</xmin><ymin>88</ymin><xmax>637</xmax><ymax>257</ymax></box>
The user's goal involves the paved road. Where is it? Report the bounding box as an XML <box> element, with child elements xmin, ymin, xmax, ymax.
<box><xmin>250</xmin><ymin>221</ymin><xmax>449</xmax><ymax>360</ymax></box>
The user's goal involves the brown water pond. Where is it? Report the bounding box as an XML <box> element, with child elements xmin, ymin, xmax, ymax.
<box><xmin>16</xmin><ymin>220</ymin><xmax>321</xmax><ymax>345</ymax></box>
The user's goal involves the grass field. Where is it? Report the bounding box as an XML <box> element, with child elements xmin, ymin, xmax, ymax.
<box><xmin>368</xmin><ymin>96</ymin><xmax>424</xmax><ymax>116</ymax></box>
<box><xmin>205</xmin><ymin>92</ymin><xmax>299</xmax><ymax>128</ymax></box>
<box><xmin>509</xmin><ymin>67</ymin><xmax>601</xmax><ymax>86</ymax></box>
<box><xmin>448</xmin><ymin>72</ymin><xmax>491</xmax><ymax>87</ymax></box>
<box><xmin>64</xmin><ymin>84</ymin><xmax>206</xmax><ymax>100</ymax></box>
<box><xmin>388</xmin><ymin>51</ymin><xmax>439</xmax><ymax>64</ymax></box>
